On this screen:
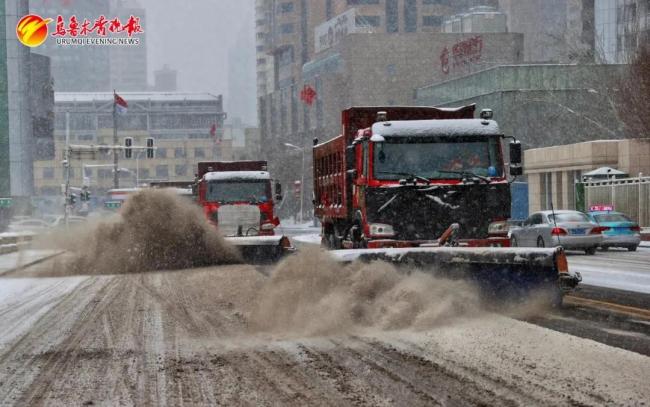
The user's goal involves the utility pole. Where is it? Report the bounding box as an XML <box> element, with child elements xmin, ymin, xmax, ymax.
<box><xmin>113</xmin><ymin>89</ymin><xmax>119</xmax><ymax>189</ymax></box>
<box><xmin>63</xmin><ymin>111</ymin><xmax>70</xmax><ymax>227</ymax></box>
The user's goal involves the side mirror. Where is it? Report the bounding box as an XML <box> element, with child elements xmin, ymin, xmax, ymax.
<box><xmin>274</xmin><ymin>181</ymin><xmax>282</xmax><ymax>202</ymax></box>
<box><xmin>509</xmin><ymin>141</ymin><xmax>522</xmax><ymax>166</ymax></box>
<box><xmin>509</xmin><ymin>140</ymin><xmax>523</xmax><ymax>176</ymax></box>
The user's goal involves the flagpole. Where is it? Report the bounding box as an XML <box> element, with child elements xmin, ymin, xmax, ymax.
<box><xmin>113</xmin><ymin>89</ymin><xmax>119</xmax><ymax>189</ymax></box>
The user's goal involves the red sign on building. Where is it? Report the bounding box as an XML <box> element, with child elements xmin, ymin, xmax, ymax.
<box><xmin>300</xmin><ymin>85</ymin><xmax>317</xmax><ymax>106</ymax></box>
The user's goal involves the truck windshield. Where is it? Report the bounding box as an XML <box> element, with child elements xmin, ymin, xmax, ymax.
<box><xmin>373</xmin><ymin>137</ymin><xmax>503</xmax><ymax>180</ymax></box>
<box><xmin>207</xmin><ymin>180</ymin><xmax>269</xmax><ymax>204</ymax></box>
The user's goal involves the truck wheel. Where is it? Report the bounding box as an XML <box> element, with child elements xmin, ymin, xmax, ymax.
<box><xmin>628</xmin><ymin>246</ymin><xmax>638</xmax><ymax>252</ymax></box>
<box><xmin>510</xmin><ymin>236</ymin><xmax>518</xmax><ymax>247</ymax></box>
<box><xmin>536</xmin><ymin>237</ymin><xmax>545</xmax><ymax>248</ymax></box>
<box><xmin>585</xmin><ymin>247</ymin><xmax>597</xmax><ymax>255</ymax></box>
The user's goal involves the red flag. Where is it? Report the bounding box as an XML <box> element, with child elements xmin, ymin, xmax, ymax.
<box><xmin>210</xmin><ymin>123</ymin><xmax>221</xmax><ymax>144</ymax></box>
<box><xmin>114</xmin><ymin>93</ymin><xmax>128</xmax><ymax>114</ymax></box>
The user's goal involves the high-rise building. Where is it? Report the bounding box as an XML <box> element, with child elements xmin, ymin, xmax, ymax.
<box><xmin>498</xmin><ymin>0</ymin><xmax>596</xmax><ymax>63</ymax></box>
<box><xmin>153</xmin><ymin>65</ymin><xmax>177</xmax><ymax>92</ymax></box>
<box><xmin>595</xmin><ymin>0</ymin><xmax>649</xmax><ymax>63</ymax></box>
<box><xmin>1</xmin><ymin>0</ymin><xmax>54</xmax><ymax>198</ymax></box>
<box><xmin>110</xmin><ymin>0</ymin><xmax>148</xmax><ymax>91</ymax></box>
<box><xmin>29</xmin><ymin>0</ymin><xmax>112</xmax><ymax>92</ymax></box>
<box><xmin>227</xmin><ymin>14</ymin><xmax>257</xmax><ymax>126</ymax></box>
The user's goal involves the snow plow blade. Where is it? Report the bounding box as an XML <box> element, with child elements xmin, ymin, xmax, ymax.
<box><xmin>224</xmin><ymin>235</ymin><xmax>295</xmax><ymax>264</ymax></box>
<box><xmin>329</xmin><ymin>246</ymin><xmax>581</xmax><ymax>302</ymax></box>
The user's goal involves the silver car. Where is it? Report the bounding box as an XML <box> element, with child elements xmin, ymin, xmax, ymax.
<box><xmin>510</xmin><ymin>210</ymin><xmax>603</xmax><ymax>255</ymax></box>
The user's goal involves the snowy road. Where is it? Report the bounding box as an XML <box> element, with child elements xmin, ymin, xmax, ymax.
<box><xmin>0</xmin><ymin>260</ymin><xmax>649</xmax><ymax>405</ymax></box>
<box><xmin>566</xmin><ymin>246</ymin><xmax>650</xmax><ymax>294</ymax></box>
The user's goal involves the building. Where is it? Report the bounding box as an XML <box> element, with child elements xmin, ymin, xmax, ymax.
<box><xmin>29</xmin><ymin>0</ymin><xmax>112</xmax><ymax>92</ymax></box>
<box><xmin>1</xmin><ymin>0</ymin><xmax>54</xmax><ymax>198</ymax></box>
<box><xmin>416</xmin><ymin>64</ymin><xmax>630</xmax><ymax>150</ymax></box>
<box><xmin>498</xmin><ymin>0</ymin><xmax>596</xmax><ymax>63</ymax></box>
<box><xmin>153</xmin><ymin>65</ymin><xmax>177</xmax><ymax>92</ymax></box>
<box><xmin>110</xmin><ymin>0</ymin><xmax>148</xmax><ymax>91</ymax></box>
<box><xmin>33</xmin><ymin>92</ymin><xmax>227</xmax><ymax>196</ymax></box>
<box><xmin>227</xmin><ymin>18</ymin><xmax>257</xmax><ymax>125</ymax></box>
<box><xmin>595</xmin><ymin>0</ymin><xmax>650</xmax><ymax>63</ymax></box>
<box><xmin>300</xmin><ymin>32</ymin><xmax>523</xmax><ymax>142</ymax></box>
<box><xmin>524</xmin><ymin>139</ymin><xmax>650</xmax><ymax>219</ymax></box>
<box><xmin>442</xmin><ymin>6</ymin><xmax>507</xmax><ymax>33</ymax></box>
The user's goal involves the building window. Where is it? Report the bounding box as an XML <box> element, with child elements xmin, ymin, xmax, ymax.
<box><xmin>157</xmin><ymin>148</ymin><xmax>167</xmax><ymax>158</ymax></box>
<box><xmin>175</xmin><ymin>164</ymin><xmax>188</xmax><ymax>176</ymax></box>
<box><xmin>174</xmin><ymin>147</ymin><xmax>186</xmax><ymax>158</ymax></box>
<box><xmin>386</xmin><ymin>0</ymin><xmax>399</xmax><ymax>33</ymax></box>
<box><xmin>356</xmin><ymin>15</ymin><xmax>381</xmax><ymax>27</ymax></box>
<box><xmin>405</xmin><ymin>0</ymin><xmax>417</xmax><ymax>32</ymax></box>
<box><xmin>77</xmin><ymin>134</ymin><xmax>94</xmax><ymax>141</ymax></box>
<box><xmin>156</xmin><ymin>165</ymin><xmax>169</xmax><ymax>179</ymax></box>
<box><xmin>43</xmin><ymin>167</ymin><xmax>55</xmax><ymax>179</ymax></box>
<box><xmin>423</xmin><ymin>0</ymin><xmax>448</xmax><ymax>4</ymax></box>
<box><xmin>140</xmin><ymin>168</ymin><xmax>150</xmax><ymax>180</ymax></box>
<box><xmin>347</xmin><ymin>0</ymin><xmax>379</xmax><ymax>4</ymax></box>
<box><xmin>279</xmin><ymin>23</ymin><xmax>294</xmax><ymax>34</ymax></box>
<box><xmin>278</xmin><ymin>2</ymin><xmax>294</xmax><ymax>12</ymax></box>
<box><xmin>98</xmin><ymin>169</ymin><xmax>112</xmax><ymax>179</ymax></box>
<box><xmin>194</xmin><ymin>148</ymin><xmax>205</xmax><ymax>158</ymax></box>
<box><xmin>422</xmin><ymin>15</ymin><xmax>442</xmax><ymax>27</ymax></box>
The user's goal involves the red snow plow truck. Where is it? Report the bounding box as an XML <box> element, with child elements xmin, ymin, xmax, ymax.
<box><xmin>313</xmin><ymin>105</ymin><xmax>581</xmax><ymax>305</ymax></box>
<box><xmin>194</xmin><ymin>160</ymin><xmax>293</xmax><ymax>262</ymax></box>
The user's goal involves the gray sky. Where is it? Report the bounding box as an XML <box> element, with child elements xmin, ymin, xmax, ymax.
<box><xmin>139</xmin><ymin>0</ymin><xmax>254</xmax><ymax>98</ymax></box>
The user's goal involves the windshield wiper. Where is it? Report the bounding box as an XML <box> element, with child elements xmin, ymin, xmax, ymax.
<box><xmin>435</xmin><ymin>170</ymin><xmax>492</xmax><ymax>184</ymax></box>
<box><xmin>376</xmin><ymin>171</ymin><xmax>431</xmax><ymax>185</ymax></box>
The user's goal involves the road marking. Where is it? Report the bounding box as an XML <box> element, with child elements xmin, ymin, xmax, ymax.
<box><xmin>565</xmin><ymin>295</ymin><xmax>650</xmax><ymax>320</ymax></box>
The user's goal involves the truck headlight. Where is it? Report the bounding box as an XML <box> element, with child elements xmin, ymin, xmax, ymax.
<box><xmin>369</xmin><ymin>223</ymin><xmax>395</xmax><ymax>238</ymax></box>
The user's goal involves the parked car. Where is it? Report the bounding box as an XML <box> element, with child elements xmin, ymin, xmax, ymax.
<box><xmin>587</xmin><ymin>211</ymin><xmax>641</xmax><ymax>251</ymax></box>
<box><xmin>510</xmin><ymin>210</ymin><xmax>605</xmax><ymax>255</ymax></box>
<box><xmin>49</xmin><ymin>216</ymin><xmax>88</xmax><ymax>229</ymax></box>
<box><xmin>6</xmin><ymin>218</ymin><xmax>51</xmax><ymax>234</ymax></box>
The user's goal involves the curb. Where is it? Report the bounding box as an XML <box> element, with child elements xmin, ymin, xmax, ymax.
<box><xmin>0</xmin><ymin>251</ymin><xmax>65</xmax><ymax>277</ymax></box>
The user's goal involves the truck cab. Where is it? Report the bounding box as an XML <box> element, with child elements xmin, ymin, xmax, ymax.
<box><xmin>196</xmin><ymin>161</ymin><xmax>281</xmax><ymax>237</ymax></box>
<box><xmin>314</xmin><ymin>106</ymin><xmax>522</xmax><ymax>249</ymax></box>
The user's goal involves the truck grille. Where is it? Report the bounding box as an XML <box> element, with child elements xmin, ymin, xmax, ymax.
<box><xmin>217</xmin><ymin>205</ymin><xmax>260</xmax><ymax>236</ymax></box>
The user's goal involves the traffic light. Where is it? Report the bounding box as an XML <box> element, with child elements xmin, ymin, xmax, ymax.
<box><xmin>146</xmin><ymin>137</ymin><xmax>155</xmax><ymax>159</ymax></box>
<box><xmin>68</xmin><ymin>193</ymin><xmax>77</xmax><ymax>205</ymax></box>
<box><xmin>80</xmin><ymin>189</ymin><xmax>91</xmax><ymax>202</ymax></box>
<box><xmin>293</xmin><ymin>180</ymin><xmax>301</xmax><ymax>199</ymax></box>
<box><xmin>124</xmin><ymin>137</ymin><xmax>133</xmax><ymax>159</ymax></box>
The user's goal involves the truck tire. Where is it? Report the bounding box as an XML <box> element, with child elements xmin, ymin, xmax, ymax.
<box><xmin>510</xmin><ymin>236</ymin><xmax>518</xmax><ymax>247</ymax></box>
<box><xmin>536</xmin><ymin>237</ymin><xmax>545</xmax><ymax>248</ymax></box>
<box><xmin>628</xmin><ymin>245</ymin><xmax>637</xmax><ymax>252</ymax></box>
<box><xmin>585</xmin><ymin>247</ymin><xmax>597</xmax><ymax>255</ymax></box>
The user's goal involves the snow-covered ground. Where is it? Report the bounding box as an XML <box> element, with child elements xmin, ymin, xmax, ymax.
<box><xmin>292</xmin><ymin>233</ymin><xmax>321</xmax><ymax>244</ymax></box>
<box><xmin>0</xmin><ymin>250</ymin><xmax>63</xmax><ymax>276</ymax></box>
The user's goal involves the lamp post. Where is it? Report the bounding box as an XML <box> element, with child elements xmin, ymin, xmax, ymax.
<box><xmin>284</xmin><ymin>142</ymin><xmax>305</xmax><ymax>224</ymax></box>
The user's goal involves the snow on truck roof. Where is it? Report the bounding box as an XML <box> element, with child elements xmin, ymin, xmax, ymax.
<box><xmin>371</xmin><ymin>119</ymin><xmax>501</xmax><ymax>138</ymax></box>
<box><xmin>203</xmin><ymin>171</ymin><xmax>270</xmax><ymax>181</ymax></box>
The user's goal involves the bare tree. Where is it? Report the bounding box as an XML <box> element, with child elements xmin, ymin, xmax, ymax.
<box><xmin>615</xmin><ymin>43</ymin><xmax>650</xmax><ymax>138</ymax></box>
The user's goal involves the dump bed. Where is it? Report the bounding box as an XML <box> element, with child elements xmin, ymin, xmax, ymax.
<box><xmin>197</xmin><ymin>161</ymin><xmax>267</xmax><ymax>179</ymax></box>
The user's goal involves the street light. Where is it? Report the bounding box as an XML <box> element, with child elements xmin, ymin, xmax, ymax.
<box><xmin>284</xmin><ymin>142</ymin><xmax>305</xmax><ymax>224</ymax></box>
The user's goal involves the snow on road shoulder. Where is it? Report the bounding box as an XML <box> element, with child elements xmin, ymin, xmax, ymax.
<box><xmin>0</xmin><ymin>250</ymin><xmax>63</xmax><ymax>276</ymax></box>
<box><xmin>385</xmin><ymin>315</ymin><xmax>650</xmax><ymax>405</ymax></box>
<box><xmin>292</xmin><ymin>233</ymin><xmax>322</xmax><ymax>244</ymax></box>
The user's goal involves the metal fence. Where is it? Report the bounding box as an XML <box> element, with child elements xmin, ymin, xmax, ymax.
<box><xmin>583</xmin><ymin>176</ymin><xmax>650</xmax><ymax>227</ymax></box>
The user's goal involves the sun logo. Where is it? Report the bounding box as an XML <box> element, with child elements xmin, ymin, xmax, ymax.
<box><xmin>16</xmin><ymin>14</ymin><xmax>53</xmax><ymax>47</ymax></box>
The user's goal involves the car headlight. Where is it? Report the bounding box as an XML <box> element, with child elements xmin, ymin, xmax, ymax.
<box><xmin>369</xmin><ymin>223</ymin><xmax>395</xmax><ymax>238</ymax></box>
